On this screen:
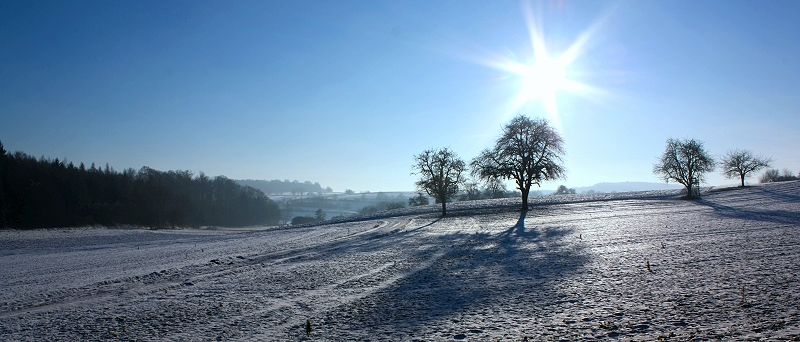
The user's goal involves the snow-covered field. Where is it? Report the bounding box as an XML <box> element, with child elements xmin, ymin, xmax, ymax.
<box><xmin>1</xmin><ymin>181</ymin><xmax>799</xmax><ymax>341</ymax></box>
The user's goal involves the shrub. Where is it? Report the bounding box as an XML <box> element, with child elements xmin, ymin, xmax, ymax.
<box><xmin>408</xmin><ymin>193</ymin><xmax>430</xmax><ymax>206</ymax></box>
<box><xmin>290</xmin><ymin>216</ymin><xmax>316</xmax><ymax>225</ymax></box>
<box><xmin>358</xmin><ymin>201</ymin><xmax>406</xmax><ymax>215</ymax></box>
<box><xmin>554</xmin><ymin>185</ymin><xmax>576</xmax><ymax>195</ymax></box>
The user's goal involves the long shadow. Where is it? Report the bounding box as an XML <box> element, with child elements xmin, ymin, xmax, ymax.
<box><xmin>315</xmin><ymin>207</ymin><xmax>589</xmax><ymax>339</ymax></box>
<box><xmin>318</xmin><ymin>188</ymin><xmax>685</xmax><ymax>229</ymax></box>
<box><xmin>695</xmin><ymin>199</ymin><xmax>800</xmax><ymax>225</ymax></box>
<box><xmin>401</xmin><ymin>217</ymin><xmax>442</xmax><ymax>233</ymax></box>
<box><xmin>758</xmin><ymin>185</ymin><xmax>800</xmax><ymax>202</ymax></box>
<box><xmin>498</xmin><ymin>210</ymin><xmax>538</xmax><ymax>241</ymax></box>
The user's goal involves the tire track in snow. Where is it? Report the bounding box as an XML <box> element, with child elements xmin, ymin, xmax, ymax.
<box><xmin>0</xmin><ymin>218</ymin><xmax>400</xmax><ymax>318</ymax></box>
<box><xmin>0</xmin><ymin>214</ymin><xmax>455</xmax><ymax>340</ymax></box>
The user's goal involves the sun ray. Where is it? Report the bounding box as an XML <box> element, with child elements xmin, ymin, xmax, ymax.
<box><xmin>472</xmin><ymin>1</ymin><xmax>613</xmax><ymax>131</ymax></box>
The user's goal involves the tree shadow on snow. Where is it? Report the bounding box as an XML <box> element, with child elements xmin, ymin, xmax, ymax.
<box><xmin>695</xmin><ymin>199</ymin><xmax>800</xmax><ymax>225</ymax></box>
<box><xmin>757</xmin><ymin>184</ymin><xmax>800</xmax><ymax>202</ymax></box>
<box><xmin>320</xmin><ymin>208</ymin><xmax>589</xmax><ymax>339</ymax></box>
<box><xmin>497</xmin><ymin>210</ymin><xmax>538</xmax><ymax>241</ymax></box>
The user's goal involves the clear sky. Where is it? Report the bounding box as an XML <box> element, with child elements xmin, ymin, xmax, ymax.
<box><xmin>2</xmin><ymin>0</ymin><xmax>799</xmax><ymax>192</ymax></box>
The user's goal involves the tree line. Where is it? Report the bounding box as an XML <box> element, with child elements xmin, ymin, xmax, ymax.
<box><xmin>412</xmin><ymin>115</ymin><xmax>796</xmax><ymax>216</ymax></box>
<box><xmin>0</xmin><ymin>141</ymin><xmax>280</xmax><ymax>229</ymax></box>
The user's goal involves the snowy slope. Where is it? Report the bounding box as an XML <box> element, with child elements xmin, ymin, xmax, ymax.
<box><xmin>1</xmin><ymin>181</ymin><xmax>799</xmax><ymax>341</ymax></box>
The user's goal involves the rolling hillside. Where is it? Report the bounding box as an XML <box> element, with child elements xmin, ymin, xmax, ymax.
<box><xmin>1</xmin><ymin>181</ymin><xmax>799</xmax><ymax>340</ymax></box>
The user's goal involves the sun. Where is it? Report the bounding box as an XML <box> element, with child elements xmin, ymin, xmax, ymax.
<box><xmin>518</xmin><ymin>55</ymin><xmax>569</xmax><ymax>104</ymax></box>
<box><xmin>508</xmin><ymin>52</ymin><xmax>580</xmax><ymax>129</ymax></box>
<box><xmin>478</xmin><ymin>2</ymin><xmax>605</xmax><ymax>129</ymax></box>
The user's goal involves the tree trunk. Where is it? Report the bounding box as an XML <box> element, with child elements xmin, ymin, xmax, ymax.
<box><xmin>521</xmin><ymin>187</ymin><xmax>529</xmax><ymax>211</ymax></box>
<box><xmin>441</xmin><ymin>200</ymin><xmax>447</xmax><ymax>216</ymax></box>
<box><xmin>740</xmin><ymin>174</ymin><xmax>745</xmax><ymax>187</ymax></box>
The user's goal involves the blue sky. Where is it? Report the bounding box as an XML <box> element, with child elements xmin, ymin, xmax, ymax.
<box><xmin>2</xmin><ymin>0</ymin><xmax>798</xmax><ymax>192</ymax></box>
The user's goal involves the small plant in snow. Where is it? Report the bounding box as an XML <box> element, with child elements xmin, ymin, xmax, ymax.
<box><xmin>599</xmin><ymin>320</ymin><xmax>618</xmax><ymax>330</ymax></box>
<box><xmin>305</xmin><ymin>319</ymin><xmax>312</xmax><ymax>336</ymax></box>
<box><xmin>740</xmin><ymin>285</ymin><xmax>747</xmax><ymax>306</ymax></box>
<box><xmin>645</xmin><ymin>260</ymin><xmax>651</xmax><ymax>272</ymax></box>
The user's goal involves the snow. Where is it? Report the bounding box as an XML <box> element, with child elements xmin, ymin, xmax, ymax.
<box><xmin>1</xmin><ymin>181</ymin><xmax>799</xmax><ymax>341</ymax></box>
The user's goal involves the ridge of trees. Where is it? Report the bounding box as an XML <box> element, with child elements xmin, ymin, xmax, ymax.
<box><xmin>0</xmin><ymin>141</ymin><xmax>279</xmax><ymax>229</ymax></box>
<box><xmin>236</xmin><ymin>179</ymin><xmax>331</xmax><ymax>196</ymax></box>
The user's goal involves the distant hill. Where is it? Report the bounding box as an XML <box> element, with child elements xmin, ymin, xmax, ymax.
<box><xmin>236</xmin><ymin>179</ymin><xmax>331</xmax><ymax>195</ymax></box>
<box><xmin>573</xmin><ymin>182</ymin><xmax>683</xmax><ymax>194</ymax></box>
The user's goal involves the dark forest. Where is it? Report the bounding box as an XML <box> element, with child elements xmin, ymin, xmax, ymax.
<box><xmin>0</xmin><ymin>141</ymin><xmax>280</xmax><ymax>229</ymax></box>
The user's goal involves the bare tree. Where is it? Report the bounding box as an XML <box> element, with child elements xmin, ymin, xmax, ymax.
<box><xmin>653</xmin><ymin>138</ymin><xmax>716</xmax><ymax>198</ymax></box>
<box><xmin>720</xmin><ymin>149</ymin><xmax>772</xmax><ymax>187</ymax></box>
<box><xmin>471</xmin><ymin>115</ymin><xmax>566</xmax><ymax>210</ymax></box>
<box><xmin>279</xmin><ymin>203</ymin><xmax>294</xmax><ymax>226</ymax></box>
<box><xmin>459</xmin><ymin>178</ymin><xmax>482</xmax><ymax>201</ymax></box>
<box><xmin>411</xmin><ymin>148</ymin><xmax>466</xmax><ymax>216</ymax></box>
<box><xmin>760</xmin><ymin>169</ymin><xmax>781</xmax><ymax>183</ymax></box>
<box><xmin>760</xmin><ymin>168</ymin><xmax>799</xmax><ymax>183</ymax></box>
<box><xmin>482</xmin><ymin>177</ymin><xmax>508</xmax><ymax>199</ymax></box>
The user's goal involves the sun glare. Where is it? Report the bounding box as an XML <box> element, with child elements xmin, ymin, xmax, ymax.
<box><xmin>519</xmin><ymin>56</ymin><xmax>568</xmax><ymax>103</ymax></box>
<box><xmin>478</xmin><ymin>2</ymin><xmax>607</xmax><ymax>129</ymax></box>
